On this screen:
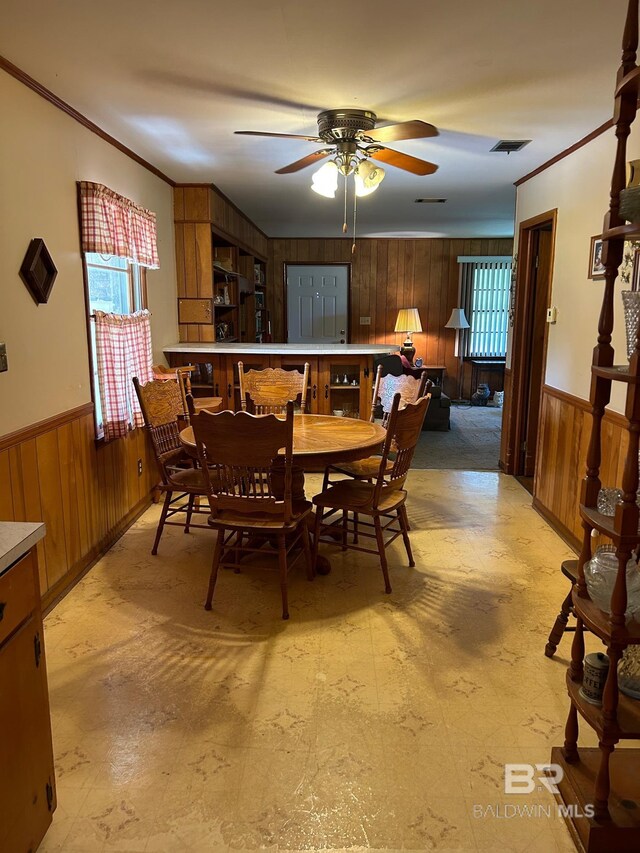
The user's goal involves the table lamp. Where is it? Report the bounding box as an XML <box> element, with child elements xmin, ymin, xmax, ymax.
<box><xmin>445</xmin><ymin>307</ymin><xmax>470</xmax><ymax>401</ymax></box>
<box><xmin>394</xmin><ymin>308</ymin><xmax>422</xmax><ymax>362</ymax></box>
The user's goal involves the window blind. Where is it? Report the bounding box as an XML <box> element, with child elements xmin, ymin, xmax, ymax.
<box><xmin>458</xmin><ymin>256</ymin><xmax>512</xmax><ymax>358</ymax></box>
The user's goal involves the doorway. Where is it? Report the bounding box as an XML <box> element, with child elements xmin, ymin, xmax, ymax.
<box><xmin>286</xmin><ymin>264</ymin><xmax>349</xmax><ymax>344</ymax></box>
<box><xmin>508</xmin><ymin>210</ymin><xmax>556</xmax><ymax>493</ymax></box>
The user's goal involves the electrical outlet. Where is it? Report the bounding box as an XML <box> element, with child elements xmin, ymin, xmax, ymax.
<box><xmin>359</xmin><ymin>316</ymin><xmax>371</xmax><ymax>325</ymax></box>
<box><xmin>137</xmin><ymin>459</ymin><xmax>143</xmax><ymax>476</ymax></box>
<box><xmin>0</xmin><ymin>343</ymin><xmax>7</xmax><ymax>372</ymax></box>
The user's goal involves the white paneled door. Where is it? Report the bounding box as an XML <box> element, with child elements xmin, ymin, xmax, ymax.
<box><xmin>286</xmin><ymin>264</ymin><xmax>349</xmax><ymax>344</ymax></box>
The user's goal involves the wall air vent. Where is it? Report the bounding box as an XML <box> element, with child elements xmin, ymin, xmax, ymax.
<box><xmin>414</xmin><ymin>198</ymin><xmax>447</xmax><ymax>203</ymax></box>
<box><xmin>490</xmin><ymin>140</ymin><xmax>531</xmax><ymax>153</ymax></box>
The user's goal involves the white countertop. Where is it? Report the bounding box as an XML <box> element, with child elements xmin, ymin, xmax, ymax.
<box><xmin>0</xmin><ymin>522</ymin><xmax>46</xmax><ymax>574</ymax></box>
<box><xmin>164</xmin><ymin>343</ymin><xmax>398</xmax><ymax>356</ymax></box>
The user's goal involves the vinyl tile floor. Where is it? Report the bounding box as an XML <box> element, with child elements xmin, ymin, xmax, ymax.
<box><xmin>40</xmin><ymin>471</ymin><xmax>595</xmax><ymax>852</ymax></box>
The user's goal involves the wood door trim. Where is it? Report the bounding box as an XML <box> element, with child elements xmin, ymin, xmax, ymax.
<box><xmin>284</xmin><ymin>262</ymin><xmax>352</xmax><ymax>344</ymax></box>
<box><xmin>505</xmin><ymin>209</ymin><xmax>557</xmax><ymax>479</ymax></box>
<box><xmin>0</xmin><ymin>403</ymin><xmax>95</xmax><ymax>452</ymax></box>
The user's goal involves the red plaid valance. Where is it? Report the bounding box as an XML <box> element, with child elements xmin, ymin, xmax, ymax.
<box><xmin>79</xmin><ymin>182</ymin><xmax>160</xmax><ymax>269</ymax></box>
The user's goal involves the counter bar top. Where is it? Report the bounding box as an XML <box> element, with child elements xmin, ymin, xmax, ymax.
<box><xmin>0</xmin><ymin>522</ymin><xmax>46</xmax><ymax>574</ymax></box>
<box><xmin>164</xmin><ymin>343</ymin><xmax>398</xmax><ymax>356</ymax></box>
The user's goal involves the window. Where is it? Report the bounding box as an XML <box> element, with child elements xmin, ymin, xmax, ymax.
<box><xmin>85</xmin><ymin>253</ymin><xmax>146</xmax><ymax>437</ymax></box>
<box><xmin>458</xmin><ymin>256</ymin><xmax>512</xmax><ymax>358</ymax></box>
<box><xmin>78</xmin><ymin>181</ymin><xmax>159</xmax><ymax>441</ymax></box>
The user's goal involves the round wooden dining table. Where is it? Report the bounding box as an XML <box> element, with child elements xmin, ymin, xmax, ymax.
<box><xmin>180</xmin><ymin>414</ymin><xmax>386</xmax><ymax>574</ymax></box>
<box><xmin>179</xmin><ymin>413</ymin><xmax>386</xmax><ymax>471</ymax></box>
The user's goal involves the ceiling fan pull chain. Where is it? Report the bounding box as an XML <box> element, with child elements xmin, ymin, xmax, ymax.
<box><xmin>342</xmin><ymin>173</ymin><xmax>348</xmax><ymax>234</ymax></box>
<box><xmin>352</xmin><ymin>186</ymin><xmax>357</xmax><ymax>254</ymax></box>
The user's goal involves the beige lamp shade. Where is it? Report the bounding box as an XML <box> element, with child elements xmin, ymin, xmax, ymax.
<box><xmin>394</xmin><ymin>307</ymin><xmax>422</xmax><ymax>334</ymax></box>
<box><xmin>445</xmin><ymin>308</ymin><xmax>470</xmax><ymax>329</ymax></box>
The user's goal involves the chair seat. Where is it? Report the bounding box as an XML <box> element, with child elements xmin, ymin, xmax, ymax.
<box><xmin>208</xmin><ymin>500</ymin><xmax>313</xmax><ymax>530</ymax></box>
<box><xmin>166</xmin><ymin>466</ymin><xmax>207</xmax><ymax>491</ymax></box>
<box><xmin>330</xmin><ymin>456</ymin><xmax>393</xmax><ymax>479</ymax></box>
<box><xmin>193</xmin><ymin>396</ymin><xmax>223</xmax><ymax>414</ymax></box>
<box><xmin>313</xmin><ymin>481</ymin><xmax>406</xmax><ymax>514</ymax></box>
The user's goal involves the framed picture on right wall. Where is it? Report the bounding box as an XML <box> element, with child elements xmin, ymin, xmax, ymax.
<box><xmin>589</xmin><ymin>235</ymin><xmax>605</xmax><ymax>279</ymax></box>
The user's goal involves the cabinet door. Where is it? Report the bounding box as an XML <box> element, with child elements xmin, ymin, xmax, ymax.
<box><xmin>319</xmin><ymin>356</ymin><xmax>372</xmax><ymax>419</ymax></box>
<box><xmin>0</xmin><ymin>616</ymin><xmax>56</xmax><ymax>853</ymax></box>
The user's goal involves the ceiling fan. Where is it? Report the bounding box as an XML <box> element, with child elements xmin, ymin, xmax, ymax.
<box><xmin>235</xmin><ymin>108</ymin><xmax>439</xmax><ymax>180</ymax></box>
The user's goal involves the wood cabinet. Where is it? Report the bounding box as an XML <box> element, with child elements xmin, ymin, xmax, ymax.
<box><xmin>0</xmin><ymin>543</ymin><xmax>56</xmax><ymax>852</ymax></box>
<box><xmin>174</xmin><ymin>185</ymin><xmax>268</xmax><ymax>345</ymax></box>
<box><xmin>554</xmin><ymin>4</ymin><xmax>640</xmax><ymax>850</ymax></box>
<box><xmin>164</xmin><ymin>349</ymin><xmax>383</xmax><ymax>418</ymax></box>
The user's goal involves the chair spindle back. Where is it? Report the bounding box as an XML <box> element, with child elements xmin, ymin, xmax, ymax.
<box><xmin>238</xmin><ymin>362</ymin><xmax>310</xmax><ymax>414</ymax></box>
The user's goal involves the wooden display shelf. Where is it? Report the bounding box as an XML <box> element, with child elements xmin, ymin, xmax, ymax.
<box><xmin>591</xmin><ymin>364</ymin><xmax>640</xmax><ymax>383</ymax></box>
<box><xmin>571</xmin><ymin>588</ymin><xmax>640</xmax><ymax>644</ymax></box>
<box><xmin>551</xmin><ymin>746</ymin><xmax>640</xmax><ymax>853</ymax></box>
<box><xmin>602</xmin><ymin>223</ymin><xmax>640</xmax><ymax>240</ymax></box>
<box><xmin>330</xmin><ymin>384</ymin><xmax>360</xmax><ymax>390</ymax></box>
<box><xmin>213</xmin><ymin>263</ymin><xmax>242</xmax><ymax>277</ymax></box>
<box><xmin>567</xmin><ymin>672</ymin><xmax>640</xmax><ymax>738</ymax></box>
<box><xmin>214</xmin><ymin>303</ymin><xmax>237</xmax><ymax>310</ymax></box>
<box><xmin>579</xmin><ymin>504</ymin><xmax>640</xmax><ymax>546</ymax></box>
<box><xmin>615</xmin><ymin>65</ymin><xmax>640</xmax><ymax>97</ymax></box>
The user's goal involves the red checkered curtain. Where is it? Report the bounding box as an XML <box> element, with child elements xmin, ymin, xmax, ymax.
<box><xmin>79</xmin><ymin>182</ymin><xmax>159</xmax><ymax>268</ymax></box>
<box><xmin>94</xmin><ymin>310</ymin><xmax>153</xmax><ymax>440</ymax></box>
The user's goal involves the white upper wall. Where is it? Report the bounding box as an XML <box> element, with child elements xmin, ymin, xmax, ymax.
<box><xmin>0</xmin><ymin>71</ymin><xmax>178</xmax><ymax>436</ymax></box>
<box><xmin>514</xmin><ymin>126</ymin><xmax>637</xmax><ymax>413</ymax></box>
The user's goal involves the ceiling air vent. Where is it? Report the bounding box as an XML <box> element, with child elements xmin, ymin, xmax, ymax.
<box><xmin>490</xmin><ymin>140</ymin><xmax>531</xmax><ymax>153</ymax></box>
<box><xmin>414</xmin><ymin>198</ymin><xmax>447</xmax><ymax>203</ymax></box>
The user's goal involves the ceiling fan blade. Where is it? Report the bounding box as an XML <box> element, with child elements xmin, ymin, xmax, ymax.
<box><xmin>368</xmin><ymin>147</ymin><xmax>438</xmax><ymax>176</ymax></box>
<box><xmin>367</xmin><ymin>120</ymin><xmax>439</xmax><ymax>143</ymax></box>
<box><xmin>235</xmin><ymin>130</ymin><xmax>322</xmax><ymax>142</ymax></box>
<box><xmin>275</xmin><ymin>150</ymin><xmax>333</xmax><ymax>174</ymax></box>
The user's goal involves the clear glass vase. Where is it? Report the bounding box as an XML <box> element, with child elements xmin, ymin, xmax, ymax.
<box><xmin>619</xmin><ymin>646</ymin><xmax>640</xmax><ymax>699</ymax></box>
<box><xmin>622</xmin><ymin>290</ymin><xmax>640</xmax><ymax>360</ymax></box>
<box><xmin>584</xmin><ymin>545</ymin><xmax>640</xmax><ymax>621</ymax></box>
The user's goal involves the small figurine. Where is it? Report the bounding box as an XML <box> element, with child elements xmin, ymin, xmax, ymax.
<box><xmin>351</xmin><ymin>379</ymin><xmax>358</xmax><ymax>386</ymax></box>
<box><xmin>343</xmin><ymin>374</ymin><xmax>349</xmax><ymax>384</ymax></box>
<box><xmin>334</xmin><ymin>374</ymin><xmax>340</xmax><ymax>384</ymax></box>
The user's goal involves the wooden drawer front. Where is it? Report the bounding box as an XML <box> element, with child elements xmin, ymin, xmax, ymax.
<box><xmin>0</xmin><ymin>551</ymin><xmax>37</xmax><ymax>647</ymax></box>
<box><xmin>178</xmin><ymin>298</ymin><xmax>213</xmax><ymax>324</ymax></box>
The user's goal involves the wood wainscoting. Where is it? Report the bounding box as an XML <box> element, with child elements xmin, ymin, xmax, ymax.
<box><xmin>0</xmin><ymin>404</ymin><xmax>156</xmax><ymax>609</ymax></box>
<box><xmin>532</xmin><ymin>384</ymin><xmax>628</xmax><ymax>551</ymax></box>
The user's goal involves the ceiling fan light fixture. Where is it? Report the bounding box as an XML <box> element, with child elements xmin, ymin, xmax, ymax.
<box><xmin>311</xmin><ymin>160</ymin><xmax>339</xmax><ymax>198</ymax></box>
<box><xmin>355</xmin><ymin>160</ymin><xmax>385</xmax><ymax>197</ymax></box>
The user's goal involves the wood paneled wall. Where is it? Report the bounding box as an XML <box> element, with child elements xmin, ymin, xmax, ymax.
<box><xmin>0</xmin><ymin>405</ymin><xmax>156</xmax><ymax>608</ymax></box>
<box><xmin>533</xmin><ymin>385</ymin><xmax>628</xmax><ymax>550</ymax></box>
<box><xmin>268</xmin><ymin>238</ymin><xmax>513</xmax><ymax>398</ymax></box>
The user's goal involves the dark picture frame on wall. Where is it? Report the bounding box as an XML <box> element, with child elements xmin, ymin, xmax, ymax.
<box><xmin>19</xmin><ymin>238</ymin><xmax>58</xmax><ymax>304</ymax></box>
<box><xmin>588</xmin><ymin>235</ymin><xmax>605</xmax><ymax>280</ymax></box>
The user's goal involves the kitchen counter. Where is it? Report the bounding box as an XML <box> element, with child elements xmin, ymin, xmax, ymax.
<box><xmin>164</xmin><ymin>342</ymin><xmax>398</xmax><ymax>356</ymax></box>
<box><xmin>0</xmin><ymin>522</ymin><xmax>46</xmax><ymax>574</ymax></box>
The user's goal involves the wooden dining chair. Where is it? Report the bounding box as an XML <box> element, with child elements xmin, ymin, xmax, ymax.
<box><xmin>175</xmin><ymin>365</ymin><xmax>222</xmax><ymax>423</ymax></box>
<box><xmin>192</xmin><ymin>401</ymin><xmax>314</xmax><ymax>619</ymax></box>
<box><xmin>238</xmin><ymin>361</ymin><xmax>310</xmax><ymax>414</ymax></box>
<box><xmin>312</xmin><ymin>392</ymin><xmax>431</xmax><ymax>594</ymax></box>
<box><xmin>133</xmin><ymin>377</ymin><xmax>211</xmax><ymax>554</ymax></box>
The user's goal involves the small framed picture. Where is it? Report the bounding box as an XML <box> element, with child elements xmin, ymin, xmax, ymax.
<box><xmin>589</xmin><ymin>236</ymin><xmax>605</xmax><ymax>279</ymax></box>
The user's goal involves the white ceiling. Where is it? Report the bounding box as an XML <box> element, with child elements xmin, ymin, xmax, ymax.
<box><xmin>0</xmin><ymin>0</ymin><xmax>629</xmax><ymax>238</ymax></box>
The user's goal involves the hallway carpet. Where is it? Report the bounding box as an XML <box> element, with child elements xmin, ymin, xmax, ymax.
<box><xmin>413</xmin><ymin>404</ymin><xmax>503</xmax><ymax>471</ymax></box>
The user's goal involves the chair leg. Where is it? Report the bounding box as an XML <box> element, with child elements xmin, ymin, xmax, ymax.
<box><xmin>152</xmin><ymin>490</ymin><xmax>172</xmax><ymax>555</ymax></box>
<box><xmin>184</xmin><ymin>494</ymin><xmax>195</xmax><ymax>534</ymax></box>
<box><xmin>277</xmin><ymin>533</ymin><xmax>289</xmax><ymax>620</ymax></box>
<box><xmin>353</xmin><ymin>512</ymin><xmax>359</xmax><ymax>544</ymax></box>
<box><xmin>399</xmin><ymin>505</ymin><xmax>415</xmax><ymax>568</ymax></box>
<box><xmin>205</xmin><ymin>527</ymin><xmax>225</xmax><ymax>611</ymax></box>
<box><xmin>311</xmin><ymin>511</ymin><xmax>322</xmax><ymax>574</ymax></box>
<box><xmin>234</xmin><ymin>531</ymin><xmax>243</xmax><ymax>573</ymax></box>
<box><xmin>545</xmin><ymin>589</ymin><xmax>574</xmax><ymax>658</ymax></box>
<box><xmin>374</xmin><ymin>516</ymin><xmax>392</xmax><ymax>594</ymax></box>
<box><xmin>342</xmin><ymin>510</ymin><xmax>348</xmax><ymax>551</ymax></box>
<box><xmin>302</xmin><ymin>523</ymin><xmax>315</xmax><ymax>581</ymax></box>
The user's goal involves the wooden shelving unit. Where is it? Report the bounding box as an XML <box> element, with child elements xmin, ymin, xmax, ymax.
<box><xmin>555</xmin><ymin>3</ymin><xmax>640</xmax><ymax>850</ymax></box>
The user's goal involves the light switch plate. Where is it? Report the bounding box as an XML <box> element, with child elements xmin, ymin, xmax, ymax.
<box><xmin>546</xmin><ymin>307</ymin><xmax>558</xmax><ymax>324</ymax></box>
<box><xmin>359</xmin><ymin>316</ymin><xmax>371</xmax><ymax>325</ymax></box>
<box><xmin>0</xmin><ymin>343</ymin><xmax>7</xmax><ymax>372</ymax></box>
